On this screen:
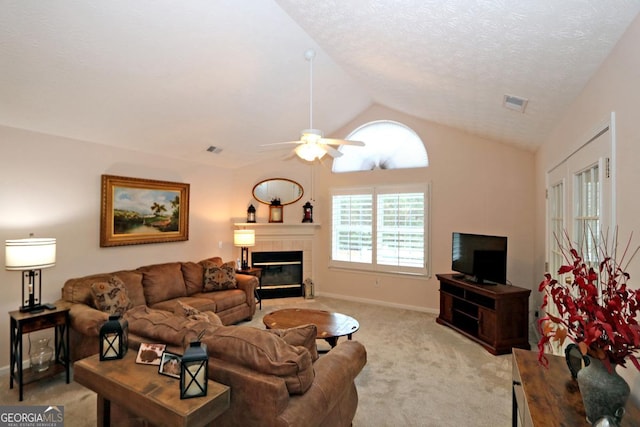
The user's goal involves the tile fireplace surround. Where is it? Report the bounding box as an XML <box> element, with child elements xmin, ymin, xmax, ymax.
<box><xmin>233</xmin><ymin>223</ymin><xmax>320</xmax><ymax>283</ymax></box>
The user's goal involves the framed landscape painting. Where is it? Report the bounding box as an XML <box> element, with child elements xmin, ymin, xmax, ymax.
<box><xmin>100</xmin><ymin>175</ymin><xmax>190</xmax><ymax>247</ymax></box>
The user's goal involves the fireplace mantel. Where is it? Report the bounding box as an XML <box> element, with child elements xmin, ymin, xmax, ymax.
<box><xmin>233</xmin><ymin>222</ymin><xmax>320</xmax><ymax>237</ymax></box>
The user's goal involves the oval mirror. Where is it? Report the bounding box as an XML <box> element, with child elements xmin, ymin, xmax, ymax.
<box><xmin>252</xmin><ymin>178</ymin><xmax>304</xmax><ymax>206</ymax></box>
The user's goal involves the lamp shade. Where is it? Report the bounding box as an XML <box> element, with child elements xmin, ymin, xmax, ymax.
<box><xmin>233</xmin><ymin>230</ymin><xmax>255</xmax><ymax>247</ymax></box>
<box><xmin>5</xmin><ymin>238</ymin><xmax>56</xmax><ymax>270</ymax></box>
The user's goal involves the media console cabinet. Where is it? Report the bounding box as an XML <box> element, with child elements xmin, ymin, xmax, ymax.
<box><xmin>436</xmin><ymin>273</ymin><xmax>531</xmax><ymax>355</ymax></box>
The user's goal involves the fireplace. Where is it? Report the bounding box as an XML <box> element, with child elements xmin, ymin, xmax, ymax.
<box><xmin>251</xmin><ymin>250</ymin><xmax>303</xmax><ymax>299</ymax></box>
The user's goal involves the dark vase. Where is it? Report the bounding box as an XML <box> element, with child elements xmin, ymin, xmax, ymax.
<box><xmin>577</xmin><ymin>356</ymin><xmax>630</xmax><ymax>424</ymax></box>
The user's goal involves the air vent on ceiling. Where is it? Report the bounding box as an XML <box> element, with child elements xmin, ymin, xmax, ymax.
<box><xmin>206</xmin><ymin>146</ymin><xmax>222</xmax><ymax>154</ymax></box>
<box><xmin>503</xmin><ymin>94</ymin><xmax>528</xmax><ymax>113</ymax></box>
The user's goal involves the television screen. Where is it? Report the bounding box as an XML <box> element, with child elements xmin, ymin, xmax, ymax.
<box><xmin>452</xmin><ymin>232</ymin><xmax>507</xmax><ymax>284</ymax></box>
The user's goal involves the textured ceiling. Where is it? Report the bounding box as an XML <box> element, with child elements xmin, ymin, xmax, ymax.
<box><xmin>1</xmin><ymin>1</ymin><xmax>639</xmax><ymax>168</ymax></box>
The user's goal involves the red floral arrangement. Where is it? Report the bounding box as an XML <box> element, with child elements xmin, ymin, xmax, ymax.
<box><xmin>538</xmin><ymin>231</ymin><xmax>640</xmax><ymax>372</ymax></box>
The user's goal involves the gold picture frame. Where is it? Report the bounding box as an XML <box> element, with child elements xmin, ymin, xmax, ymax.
<box><xmin>100</xmin><ymin>175</ymin><xmax>190</xmax><ymax>247</ymax></box>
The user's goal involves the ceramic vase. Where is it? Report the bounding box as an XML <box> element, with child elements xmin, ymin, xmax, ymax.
<box><xmin>577</xmin><ymin>356</ymin><xmax>630</xmax><ymax>424</ymax></box>
<box><xmin>29</xmin><ymin>338</ymin><xmax>54</xmax><ymax>372</ymax></box>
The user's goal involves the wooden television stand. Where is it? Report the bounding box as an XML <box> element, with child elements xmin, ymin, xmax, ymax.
<box><xmin>436</xmin><ymin>273</ymin><xmax>531</xmax><ymax>355</ymax></box>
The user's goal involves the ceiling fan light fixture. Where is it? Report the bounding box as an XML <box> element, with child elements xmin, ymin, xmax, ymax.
<box><xmin>301</xmin><ymin>129</ymin><xmax>323</xmax><ymax>144</ymax></box>
<box><xmin>295</xmin><ymin>142</ymin><xmax>326</xmax><ymax>162</ymax></box>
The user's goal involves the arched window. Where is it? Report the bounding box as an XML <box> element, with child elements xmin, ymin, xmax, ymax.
<box><xmin>332</xmin><ymin>120</ymin><xmax>428</xmax><ymax>173</ymax></box>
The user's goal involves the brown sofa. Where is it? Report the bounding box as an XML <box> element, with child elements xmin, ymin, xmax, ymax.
<box><xmin>60</xmin><ymin>256</ymin><xmax>257</xmax><ymax>361</ymax></box>
<box><xmin>61</xmin><ymin>257</ymin><xmax>368</xmax><ymax>426</ymax></box>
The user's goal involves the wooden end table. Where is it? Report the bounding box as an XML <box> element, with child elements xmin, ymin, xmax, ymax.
<box><xmin>512</xmin><ymin>348</ymin><xmax>640</xmax><ymax>426</ymax></box>
<box><xmin>9</xmin><ymin>303</ymin><xmax>71</xmax><ymax>401</ymax></box>
<box><xmin>74</xmin><ymin>352</ymin><xmax>230</xmax><ymax>427</ymax></box>
<box><xmin>237</xmin><ymin>267</ymin><xmax>262</xmax><ymax>310</ymax></box>
<box><xmin>263</xmin><ymin>308</ymin><xmax>359</xmax><ymax>348</ymax></box>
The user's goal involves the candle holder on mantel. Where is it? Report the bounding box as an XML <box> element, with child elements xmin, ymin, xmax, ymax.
<box><xmin>246</xmin><ymin>204</ymin><xmax>256</xmax><ymax>223</ymax></box>
<box><xmin>302</xmin><ymin>201</ymin><xmax>313</xmax><ymax>223</ymax></box>
<box><xmin>269</xmin><ymin>198</ymin><xmax>283</xmax><ymax>223</ymax></box>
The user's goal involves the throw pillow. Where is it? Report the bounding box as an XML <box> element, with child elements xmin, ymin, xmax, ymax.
<box><xmin>91</xmin><ymin>276</ymin><xmax>133</xmax><ymax>315</ymax></box>
<box><xmin>174</xmin><ymin>300</ymin><xmax>223</xmax><ymax>326</ymax></box>
<box><xmin>202</xmin><ymin>260</ymin><xmax>237</xmax><ymax>291</ymax></box>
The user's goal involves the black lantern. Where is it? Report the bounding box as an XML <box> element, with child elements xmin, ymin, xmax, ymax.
<box><xmin>180</xmin><ymin>341</ymin><xmax>208</xmax><ymax>399</ymax></box>
<box><xmin>247</xmin><ymin>204</ymin><xmax>256</xmax><ymax>223</ymax></box>
<box><xmin>99</xmin><ymin>315</ymin><xmax>128</xmax><ymax>361</ymax></box>
<box><xmin>302</xmin><ymin>201</ymin><xmax>313</xmax><ymax>223</ymax></box>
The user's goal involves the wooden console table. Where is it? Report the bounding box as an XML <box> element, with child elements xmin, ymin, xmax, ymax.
<box><xmin>436</xmin><ymin>274</ymin><xmax>530</xmax><ymax>355</ymax></box>
<box><xmin>75</xmin><ymin>352</ymin><xmax>229</xmax><ymax>427</ymax></box>
<box><xmin>512</xmin><ymin>349</ymin><xmax>640</xmax><ymax>426</ymax></box>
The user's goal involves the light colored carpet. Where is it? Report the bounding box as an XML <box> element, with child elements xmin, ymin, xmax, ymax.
<box><xmin>0</xmin><ymin>296</ymin><xmax>518</xmax><ymax>426</ymax></box>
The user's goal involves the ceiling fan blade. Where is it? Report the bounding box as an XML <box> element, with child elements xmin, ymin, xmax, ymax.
<box><xmin>324</xmin><ymin>145</ymin><xmax>343</xmax><ymax>158</ymax></box>
<box><xmin>321</xmin><ymin>138</ymin><xmax>365</xmax><ymax>147</ymax></box>
<box><xmin>283</xmin><ymin>148</ymin><xmax>298</xmax><ymax>159</ymax></box>
<box><xmin>260</xmin><ymin>140</ymin><xmax>304</xmax><ymax>147</ymax></box>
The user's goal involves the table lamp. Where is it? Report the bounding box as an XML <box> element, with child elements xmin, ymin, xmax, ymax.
<box><xmin>233</xmin><ymin>229</ymin><xmax>255</xmax><ymax>270</ymax></box>
<box><xmin>5</xmin><ymin>237</ymin><xmax>56</xmax><ymax>313</ymax></box>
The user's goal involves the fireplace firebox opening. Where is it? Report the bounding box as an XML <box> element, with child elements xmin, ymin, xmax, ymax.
<box><xmin>251</xmin><ymin>250</ymin><xmax>303</xmax><ymax>299</ymax></box>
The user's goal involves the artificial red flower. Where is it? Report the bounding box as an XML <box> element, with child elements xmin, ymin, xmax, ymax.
<box><xmin>538</xmin><ymin>230</ymin><xmax>640</xmax><ymax>373</ymax></box>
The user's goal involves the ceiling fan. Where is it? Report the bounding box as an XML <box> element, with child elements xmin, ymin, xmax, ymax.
<box><xmin>262</xmin><ymin>49</ymin><xmax>364</xmax><ymax>162</ymax></box>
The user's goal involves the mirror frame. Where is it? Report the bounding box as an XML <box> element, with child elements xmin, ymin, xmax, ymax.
<box><xmin>252</xmin><ymin>178</ymin><xmax>304</xmax><ymax>206</ymax></box>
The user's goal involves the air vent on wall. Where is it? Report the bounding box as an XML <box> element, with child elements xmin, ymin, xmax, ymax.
<box><xmin>206</xmin><ymin>146</ymin><xmax>222</xmax><ymax>154</ymax></box>
<box><xmin>503</xmin><ymin>94</ymin><xmax>528</xmax><ymax>113</ymax></box>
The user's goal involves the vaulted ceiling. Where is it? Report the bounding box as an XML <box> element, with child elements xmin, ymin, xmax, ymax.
<box><xmin>2</xmin><ymin>1</ymin><xmax>639</xmax><ymax>168</ymax></box>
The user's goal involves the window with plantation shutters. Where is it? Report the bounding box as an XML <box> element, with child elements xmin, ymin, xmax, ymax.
<box><xmin>331</xmin><ymin>193</ymin><xmax>373</xmax><ymax>264</ymax></box>
<box><xmin>331</xmin><ymin>184</ymin><xmax>430</xmax><ymax>275</ymax></box>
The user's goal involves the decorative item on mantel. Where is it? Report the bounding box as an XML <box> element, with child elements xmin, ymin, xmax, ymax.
<box><xmin>269</xmin><ymin>198</ymin><xmax>283</xmax><ymax>223</ymax></box>
<box><xmin>537</xmin><ymin>229</ymin><xmax>640</xmax><ymax>424</ymax></box>
<box><xmin>246</xmin><ymin>204</ymin><xmax>256</xmax><ymax>223</ymax></box>
<box><xmin>302</xmin><ymin>201</ymin><xmax>313</xmax><ymax>223</ymax></box>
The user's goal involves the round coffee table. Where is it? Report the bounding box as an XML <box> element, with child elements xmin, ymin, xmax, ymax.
<box><xmin>263</xmin><ymin>308</ymin><xmax>359</xmax><ymax>348</ymax></box>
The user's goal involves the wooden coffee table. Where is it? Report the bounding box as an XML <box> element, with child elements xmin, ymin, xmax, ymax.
<box><xmin>263</xmin><ymin>308</ymin><xmax>359</xmax><ymax>348</ymax></box>
<box><xmin>74</xmin><ymin>352</ymin><xmax>229</xmax><ymax>427</ymax></box>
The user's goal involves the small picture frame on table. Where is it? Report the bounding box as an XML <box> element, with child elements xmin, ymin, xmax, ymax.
<box><xmin>136</xmin><ymin>343</ymin><xmax>166</xmax><ymax>365</ymax></box>
<box><xmin>159</xmin><ymin>351</ymin><xmax>182</xmax><ymax>378</ymax></box>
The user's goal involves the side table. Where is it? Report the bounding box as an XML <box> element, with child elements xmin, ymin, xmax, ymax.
<box><xmin>9</xmin><ymin>303</ymin><xmax>71</xmax><ymax>401</ymax></box>
<box><xmin>237</xmin><ymin>267</ymin><xmax>262</xmax><ymax>310</ymax></box>
<box><xmin>512</xmin><ymin>348</ymin><xmax>640</xmax><ymax>426</ymax></box>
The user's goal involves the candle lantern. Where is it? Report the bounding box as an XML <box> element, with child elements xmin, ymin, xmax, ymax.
<box><xmin>302</xmin><ymin>201</ymin><xmax>313</xmax><ymax>223</ymax></box>
<box><xmin>99</xmin><ymin>315</ymin><xmax>128</xmax><ymax>361</ymax></box>
<box><xmin>246</xmin><ymin>204</ymin><xmax>256</xmax><ymax>223</ymax></box>
<box><xmin>180</xmin><ymin>341</ymin><xmax>208</xmax><ymax>399</ymax></box>
<box><xmin>269</xmin><ymin>198</ymin><xmax>283</xmax><ymax>223</ymax></box>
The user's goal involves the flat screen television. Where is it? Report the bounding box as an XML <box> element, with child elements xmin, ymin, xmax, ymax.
<box><xmin>451</xmin><ymin>232</ymin><xmax>507</xmax><ymax>284</ymax></box>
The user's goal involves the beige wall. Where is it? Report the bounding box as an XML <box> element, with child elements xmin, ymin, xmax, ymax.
<box><xmin>534</xmin><ymin>15</ymin><xmax>640</xmax><ymax>400</ymax></box>
<box><xmin>316</xmin><ymin>105</ymin><xmax>535</xmax><ymax>311</ymax></box>
<box><xmin>229</xmin><ymin>105</ymin><xmax>536</xmax><ymax>314</ymax></box>
<box><xmin>0</xmin><ymin>125</ymin><xmax>236</xmax><ymax>368</ymax></box>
